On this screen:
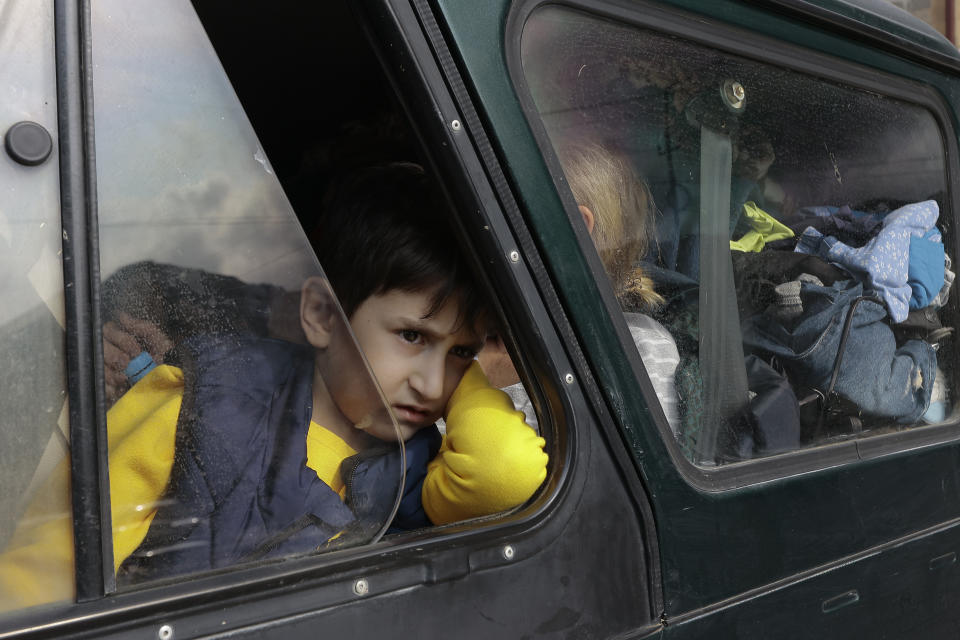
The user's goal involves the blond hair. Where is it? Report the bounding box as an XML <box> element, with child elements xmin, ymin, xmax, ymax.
<box><xmin>556</xmin><ymin>141</ymin><xmax>663</xmax><ymax>309</ymax></box>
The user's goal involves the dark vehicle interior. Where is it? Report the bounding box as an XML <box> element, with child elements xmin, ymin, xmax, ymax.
<box><xmin>191</xmin><ymin>0</ymin><xmax>421</xmax><ymax>232</ymax></box>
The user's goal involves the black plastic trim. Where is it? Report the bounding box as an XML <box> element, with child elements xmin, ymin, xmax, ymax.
<box><xmin>412</xmin><ymin>0</ymin><xmax>664</xmax><ymax>617</ymax></box>
<box><xmin>54</xmin><ymin>0</ymin><xmax>113</xmax><ymax>602</ymax></box>
<box><xmin>503</xmin><ymin>0</ymin><xmax>960</xmax><ymax>492</ymax></box>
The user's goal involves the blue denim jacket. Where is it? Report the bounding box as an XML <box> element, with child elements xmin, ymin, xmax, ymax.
<box><xmin>743</xmin><ymin>280</ymin><xmax>936</xmax><ymax>423</ymax></box>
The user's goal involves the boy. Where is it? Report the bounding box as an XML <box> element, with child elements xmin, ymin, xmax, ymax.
<box><xmin>0</xmin><ymin>163</ymin><xmax>548</xmax><ymax>606</ymax></box>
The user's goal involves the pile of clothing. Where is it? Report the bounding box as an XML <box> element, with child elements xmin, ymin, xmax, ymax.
<box><xmin>734</xmin><ymin>199</ymin><xmax>953</xmax><ymax>434</ymax></box>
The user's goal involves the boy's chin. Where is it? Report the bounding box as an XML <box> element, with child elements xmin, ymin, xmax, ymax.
<box><xmin>356</xmin><ymin>416</ymin><xmax>432</xmax><ymax>443</ymax></box>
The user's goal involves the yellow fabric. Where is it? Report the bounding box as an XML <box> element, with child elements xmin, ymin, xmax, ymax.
<box><xmin>423</xmin><ymin>362</ymin><xmax>548</xmax><ymax>525</ymax></box>
<box><xmin>306</xmin><ymin>422</ymin><xmax>357</xmax><ymax>496</ymax></box>
<box><xmin>0</xmin><ymin>365</ymin><xmax>356</xmax><ymax>613</ymax></box>
<box><xmin>0</xmin><ymin>358</ymin><xmax>548</xmax><ymax>612</ymax></box>
<box><xmin>0</xmin><ymin>364</ymin><xmax>182</xmax><ymax>613</ymax></box>
<box><xmin>0</xmin><ymin>439</ymin><xmax>74</xmax><ymax>612</ymax></box>
<box><xmin>106</xmin><ymin>367</ymin><xmax>353</xmax><ymax>559</ymax></box>
<box><xmin>729</xmin><ymin>201</ymin><xmax>794</xmax><ymax>252</ymax></box>
<box><xmin>109</xmin><ymin>365</ymin><xmax>184</xmax><ymax>570</ymax></box>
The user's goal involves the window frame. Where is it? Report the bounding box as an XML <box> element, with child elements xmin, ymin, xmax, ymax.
<box><xmin>505</xmin><ymin>0</ymin><xmax>960</xmax><ymax>490</ymax></box>
<box><xmin>54</xmin><ymin>0</ymin><xmax>114</xmax><ymax>602</ymax></box>
<box><xmin>1</xmin><ymin>0</ymin><xmax>664</xmax><ymax>635</ymax></box>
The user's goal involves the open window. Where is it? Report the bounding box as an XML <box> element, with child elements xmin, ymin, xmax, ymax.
<box><xmin>0</xmin><ymin>0</ymin><xmax>550</xmax><ymax>618</ymax></box>
<box><xmin>519</xmin><ymin>4</ymin><xmax>955</xmax><ymax>468</ymax></box>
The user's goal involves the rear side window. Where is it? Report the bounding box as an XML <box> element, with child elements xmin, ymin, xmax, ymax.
<box><xmin>520</xmin><ymin>6</ymin><xmax>954</xmax><ymax>467</ymax></box>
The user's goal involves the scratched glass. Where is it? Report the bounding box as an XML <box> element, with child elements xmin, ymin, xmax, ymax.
<box><xmin>521</xmin><ymin>6</ymin><xmax>952</xmax><ymax>466</ymax></box>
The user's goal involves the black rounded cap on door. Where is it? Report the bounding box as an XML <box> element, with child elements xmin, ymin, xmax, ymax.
<box><xmin>5</xmin><ymin>121</ymin><xmax>53</xmax><ymax>167</ymax></box>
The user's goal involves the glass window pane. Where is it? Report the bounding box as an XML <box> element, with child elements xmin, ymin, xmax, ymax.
<box><xmin>0</xmin><ymin>0</ymin><xmax>73</xmax><ymax>616</ymax></box>
<box><xmin>95</xmin><ymin>0</ymin><xmax>404</xmax><ymax>588</ymax></box>
<box><xmin>521</xmin><ymin>6</ymin><xmax>952</xmax><ymax>466</ymax></box>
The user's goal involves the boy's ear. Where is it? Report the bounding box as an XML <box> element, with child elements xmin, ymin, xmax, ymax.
<box><xmin>300</xmin><ymin>276</ymin><xmax>339</xmax><ymax>349</ymax></box>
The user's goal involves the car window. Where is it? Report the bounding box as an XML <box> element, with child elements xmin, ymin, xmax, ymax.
<box><xmin>0</xmin><ymin>0</ymin><xmax>551</xmax><ymax>614</ymax></box>
<box><xmin>0</xmin><ymin>0</ymin><xmax>405</xmax><ymax>608</ymax></box>
<box><xmin>92</xmin><ymin>0</ymin><xmax>411</xmax><ymax>587</ymax></box>
<box><xmin>520</xmin><ymin>5</ymin><xmax>953</xmax><ymax>467</ymax></box>
<box><xmin>0</xmin><ymin>0</ymin><xmax>72</xmax><ymax>617</ymax></box>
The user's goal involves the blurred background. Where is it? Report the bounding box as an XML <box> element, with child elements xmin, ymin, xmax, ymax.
<box><xmin>890</xmin><ymin>0</ymin><xmax>960</xmax><ymax>43</ymax></box>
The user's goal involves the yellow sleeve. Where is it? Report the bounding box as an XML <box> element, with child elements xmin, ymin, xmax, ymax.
<box><xmin>108</xmin><ymin>365</ymin><xmax>183</xmax><ymax>570</ymax></box>
<box><xmin>422</xmin><ymin>362</ymin><xmax>548</xmax><ymax>525</ymax></box>
<box><xmin>0</xmin><ymin>365</ymin><xmax>182</xmax><ymax>613</ymax></box>
<box><xmin>0</xmin><ymin>446</ymin><xmax>75</xmax><ymax>612</ymax></box>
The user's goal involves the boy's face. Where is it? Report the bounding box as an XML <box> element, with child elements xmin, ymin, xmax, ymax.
<box><xmin>305</xmin><ymin>279</ymin><xmax>484</xmax><ymax>442</ymax></box>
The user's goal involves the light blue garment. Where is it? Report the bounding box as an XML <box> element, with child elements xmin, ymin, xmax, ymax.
<box><xmin>794</xmin><ymin>200</ymin><xmax>940</xmax><ymax>322</ymax></box>
<box><xmin>908</xmin><ymin>229</ymin><xmax>945</xmax><ymax>310</ymax></box>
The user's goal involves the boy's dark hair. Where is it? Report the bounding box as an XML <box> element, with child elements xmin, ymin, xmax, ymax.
<box><xmin>309</xmin><ymin>163</ymin><xmax>486</xmax><ymax>329</ymax></box>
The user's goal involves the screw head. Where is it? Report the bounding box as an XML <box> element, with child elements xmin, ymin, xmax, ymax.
<box><xmin>450</xmin><ymin>119</ymin><xmax>462</xmax><ymax>131</ymax></box>
<box><xmin>509</xmin><ymin>250</ymin><xmax>520</xmax><ymax>263</ymax></box>
<box><xmin>564</xmin><ymin>373</ymin><xmax>575</xmax><ymax>385</ymax></box>
<box><xmin>353</xmin><ymin>578</ymin><xmax>369</xmax><ymax>596</ymax></box>
<box><xmin>158</xmin><ymin>624</ymin><xmax>174</xmax><ymax>640</ymax></box>
<box><xmin>502</xmin><ymin>544</ymin><xmax>515</xmax><ymax>560</ymax></box>
<box><xmin>721</xmin><ymin>80</ymin><xmax>746</xmax><ymax>110</ymax></box>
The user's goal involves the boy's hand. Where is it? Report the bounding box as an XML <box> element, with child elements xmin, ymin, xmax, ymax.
<box><xmin>426</xmin><ymin>362</ymin><xmax>548</xmax><ymax>524</ymax></box>
<box><xmin>103</xmin><ymin>312</ymin><xmax>173</xmax><ymax>405</ymax></box>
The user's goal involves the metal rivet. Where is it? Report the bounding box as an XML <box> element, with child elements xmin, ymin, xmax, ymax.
<box><xmin>353</xmin><ymin>578</ymin><xmax>369</xmax><ymax>596</ymax></box>
<box><xmin>502</xmin><ymin>544</ymin><xmax>515</xmax><ymax>560</ymax></box>
<box><xmin>450</xmin><ymin>119</ymin><xmax>462</xmax><ymax>131</ymax></box>
<box><xmin>509</xmin><ymin>250</ymin><xmax>520</xmax><ymax>263</ymax></box>
<box><xmin>564</xmin><ymin>373</ymin><xmax>574</xmax><ymax>385</ymax></box>
<box><xmin>158</xmin><ymin>624</ymin><xmax>174</xmax><ymax>640</ymax></box>
<box><xmin>721</xmin><ymin>79</ymin><xmax>746</xmax><ymax>110</ymax></box>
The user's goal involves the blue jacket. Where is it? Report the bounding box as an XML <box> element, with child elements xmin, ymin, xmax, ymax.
<box><xmin>118</xmin><ymin>336</ymin><xmax>441</xmax><ymax>584</ymax></box>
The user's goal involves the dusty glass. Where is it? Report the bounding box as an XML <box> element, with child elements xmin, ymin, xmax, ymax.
<box><xmin>89</xmin><ymin>0</ymin><xmax>405</xmax><ymax>587</ymax></box>
<box><xmin>0</xmin><ymin>0</ymin><xmax>73</xmax><ymax>616</ymax></box>
<box><xmin>521</xmin><ymin>6</ymin><xmax>952</xmax><ymax>466</ymax></box>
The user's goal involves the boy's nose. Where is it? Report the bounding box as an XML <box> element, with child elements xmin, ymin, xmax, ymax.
<box><xmin>410</xmin><ymin>356</ymin><xmax>445</xmax><ymax>402</ymax></box>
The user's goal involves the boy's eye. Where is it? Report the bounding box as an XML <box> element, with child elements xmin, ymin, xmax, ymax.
<box><xmin>450</xmin><ymin>345</ymin><xmax>477</xmax><ymax>360</ymax></box>
<box><xmin>399</xmin><ymin>329</ymin><xmax>422</xmax><ymax>344</ymax></box>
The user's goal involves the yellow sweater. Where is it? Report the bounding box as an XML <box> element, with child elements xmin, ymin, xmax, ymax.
<box><xmin>0</xmin><ymin>361</ymin><xmax>546</xmax><ymax>612</ymax></box>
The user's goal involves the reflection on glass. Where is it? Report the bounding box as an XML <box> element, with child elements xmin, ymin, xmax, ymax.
<box><xmin>0</xmin><ymin>0</ymin><xmax>72</xmax><ymax>616</ymax></box>
<box><xmin>522</xmin><ymin>6</ymin><xmax>951</xmax><ymax>466</ymax></box>
<box><xmin>88</xmin><ymin>0</ymin><xmax>405</xmax><ymax>586</ymax></box>
<box><xmin>103</xmin><ymin>273</ymin><xmax>406</xmax><ymax>585</ymax></box>
<box><xmin>92</xmin><ymin>0</ymin><xmax>315</xmax><ymax>289</ymax></box>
